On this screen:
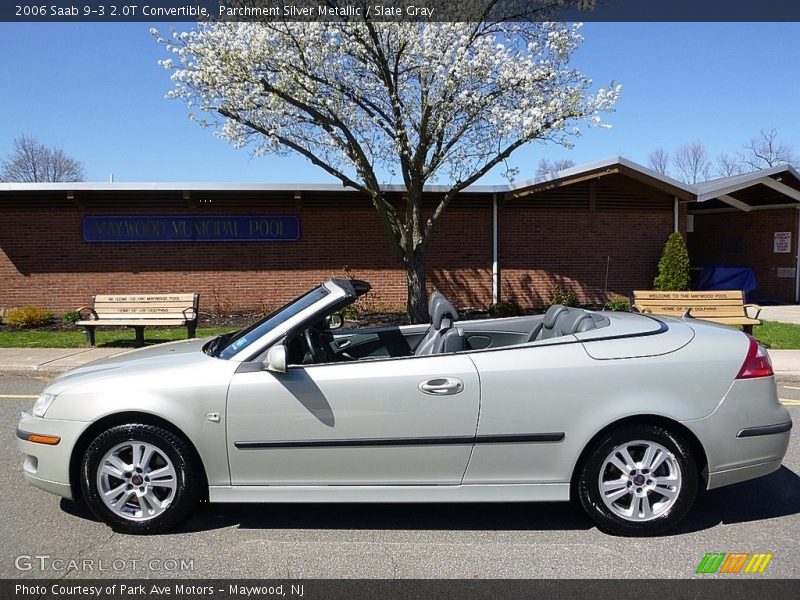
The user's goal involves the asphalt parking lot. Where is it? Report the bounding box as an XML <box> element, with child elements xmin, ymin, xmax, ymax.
<box><xmin>1</xmin><ymin>374</ymin><xmax>798</xmax><ymax>580</ymax></box>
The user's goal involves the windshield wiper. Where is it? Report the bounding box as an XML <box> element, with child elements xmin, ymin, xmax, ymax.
<box><xmin>206</xmin><ymin>332</ymin><xmax>235</xmax><ymax>357</ymax></box>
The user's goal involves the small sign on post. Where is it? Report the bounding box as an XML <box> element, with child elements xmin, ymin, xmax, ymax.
<box><xmin>774</xmin><ymin>231</ymin><xmax>792</xmax><ymax>254</ymax></box>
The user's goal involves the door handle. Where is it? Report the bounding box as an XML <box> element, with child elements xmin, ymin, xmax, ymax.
<box><xmin>334</xmin><ymin>339</ymin><xmax>351</xmax><ymax>349</ymax></box>
<box><xmin>419</xmin><ymin>377</ymin><xmax>464</xmax><ymax>395</ymax></box>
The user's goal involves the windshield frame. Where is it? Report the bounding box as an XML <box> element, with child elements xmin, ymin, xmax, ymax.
<box><xmin>216</xmin><ymin>280</ymin><xmax>351</xmax><ymax>362</ymax></box>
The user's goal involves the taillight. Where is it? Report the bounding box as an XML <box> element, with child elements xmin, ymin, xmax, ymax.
<box><xmin>736</xmin><ymin>334</ymin><xmax>774</xmax><ymax>379</ymax></box>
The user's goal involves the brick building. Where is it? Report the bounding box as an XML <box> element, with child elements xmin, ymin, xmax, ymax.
<box><xmin>688</xmin><ymin>165</ymin><xmax>800</xmax><ymax>303</ymax></box>
<box><xmin>1</xmin><ymin>157</ymin><xmax>798</xmax><ymax>315</ymax></box>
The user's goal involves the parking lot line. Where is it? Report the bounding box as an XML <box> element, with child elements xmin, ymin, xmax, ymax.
<box><xmin>779</xmin><ymin>399</ymin><xmax>800</xmax><ymax>406</ymax></box>
<box><xmin>0</xmin><ymin>394</ymin><xmax>37</xmax><ymax>399</ymax></box>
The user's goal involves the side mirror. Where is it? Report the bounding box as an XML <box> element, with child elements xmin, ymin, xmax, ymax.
<box><xmin>264</xmin><ymin>344</ymin><xmax>287</xmax><ymax>373</ymax></box>
<box><xmin>326</xmin><ymin>313</ymin><xmax>344</xmax><ymax>330</ymax></box>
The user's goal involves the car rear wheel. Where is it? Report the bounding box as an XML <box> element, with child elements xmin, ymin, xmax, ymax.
<box><xmin>80</xmin><ymin>424</ymin><xmax>200</xmax><ymax>534</ymax></box>
<box><xmin>577</xmin><ymin>425</ymin><xmax>698</xmax><ymax>536</ymax></box>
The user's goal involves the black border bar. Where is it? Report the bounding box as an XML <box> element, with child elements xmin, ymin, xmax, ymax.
<box><xmin>5</xmin><ymin>579</ymin><xmax>800</xmax><ymax>599</ymax></box>
<box><xmin>4</xmin><ymin>1</ymin><xmax>800</xmax><ymax>23</ymax></box>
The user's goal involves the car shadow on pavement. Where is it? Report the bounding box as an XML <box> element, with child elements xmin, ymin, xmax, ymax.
<box><xmin>674</xmin><ymin>466</ymin><xmax>800</xmax><ymax>534</ymax></box>
<box><xmin>59</xmin><ymin>466</ymin><xmax>800</xmax><ymax>535</ymax></box>
<box><xmin>174</xmin><ymin>501</ymin><xmax>595</xmax><ymax>533</ymax></box>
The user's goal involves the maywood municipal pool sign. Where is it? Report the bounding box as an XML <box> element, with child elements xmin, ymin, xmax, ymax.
<box><xmin>83</xmin><ymin>215</ymin><xmax>300</xmax><ymax>243</ymax></box>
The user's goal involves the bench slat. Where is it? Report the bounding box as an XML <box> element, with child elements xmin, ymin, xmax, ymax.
<box><xmin>635</xmin><ymin>306</ymin><xmax>749</xmax><ymax>317</ymax></box>
<box><xmin>94</xmin><ymin>301</ymin><xmax>196</xmax><ymax>309</ymax></box>
<box><xmin>94</xmin><ymin>294</ymin><xmax>197</xmax><ymax>303</ymax></box>
<box><xmin>633</xmin><ymin>299</ymin><xmax>746</xmax><ymax>307</ymax></box>
<box><xmin>91</xmin><ymin>313</ymin><xmax>193</xmax><ymax>320</ymax></box>
<box><xmin>633</xmin><ymin>290</ymin><xmax>744</xmax><ymax>300</ymax></box>
<box><xmin>77</xmin><ymin>319</ymin><xmax>190</xmax><ymax>327</ymax></box>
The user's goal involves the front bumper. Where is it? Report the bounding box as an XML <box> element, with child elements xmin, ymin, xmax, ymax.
<box><xmin>682</xmin><ymin>377</ymin><xmax>792</xmax><ymax>490</ymax></box>
<box><xmin>16</xmin><ymin>412</ymin><xmax>90</xmax><ymax>500</ymax></box>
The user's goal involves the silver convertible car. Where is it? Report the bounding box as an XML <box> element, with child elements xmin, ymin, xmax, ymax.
<box><xmin>17</xmin><ymin>279</ymin><xmax>792</xmax><ymax>536</ymax></box>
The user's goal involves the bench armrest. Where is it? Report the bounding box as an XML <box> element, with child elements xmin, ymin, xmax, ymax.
<box><xmin>76</xmin><ymin>306</ymin><xmax>98</xmax><ymax>321</ymax></box>
<box><xmin>182</xmin><ymin>307</ymin><xmax>197</xmax><ymax>321</ymax></box>
<box><xmin>743</xmin><ymin>304</ymin><xmax>762</xmax><ymax>320</ymax></box>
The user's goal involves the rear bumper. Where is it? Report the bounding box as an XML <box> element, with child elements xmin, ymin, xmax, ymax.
<box><xmin>681</xmin><ymin>377</ymin><xmax>792</xmax><ymax>490</ymax></box>
<box><xmin>706</xmin><ymin>457</ymin><xmax>785</xmax><ymax>489</ymax></box>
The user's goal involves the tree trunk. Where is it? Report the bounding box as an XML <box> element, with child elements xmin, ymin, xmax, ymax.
<box><xmin>406</xmin><ymin>250</ymin><xmax>429</xmax><ymax>324</ymax></box>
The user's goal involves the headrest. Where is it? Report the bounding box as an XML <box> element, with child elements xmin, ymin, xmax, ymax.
<box><xmin>430</xmin><ymin>294</ymin><xmax>459</xmax><ymax>329</ymax></box>
<box><xmin>561</xmin><ymin>312</ymin><xmax>595</xmax><ymax>334</ymax></box>
<box><xmin>543</xmin><ymin>305</ymin><xmax>569</xmax><ymax>328</ymax></box>
<box><xmin>428</xmin><ymin>291</ymin><xmax>445</xmax><ymax>316</ymax></box>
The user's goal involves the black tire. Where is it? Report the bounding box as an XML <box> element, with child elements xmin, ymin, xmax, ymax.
<box><xmin>577</xmin><ymin>425</ymin><xmax>698</xmax><ymax>536</ymax></box>
<box><xmin>80</xmin><ymin>424</ymin><xmax>200</xmax><ymax>534</ymax></box>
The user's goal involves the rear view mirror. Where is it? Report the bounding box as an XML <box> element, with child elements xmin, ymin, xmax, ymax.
<box><xmin>327</xmin><ymin>313</ymin><xmax>344</xmax><ymax>330</ymax></box>
<box><xmin>264</xmin><ymin>344</ymin><xmax>287</xmax><ymax>373</ymax></box>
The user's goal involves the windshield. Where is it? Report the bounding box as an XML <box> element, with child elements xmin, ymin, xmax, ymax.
<box><xmin>215</xmin><ymin>286</ymin><xmax>329</xmax><ymax>359</ymax></box>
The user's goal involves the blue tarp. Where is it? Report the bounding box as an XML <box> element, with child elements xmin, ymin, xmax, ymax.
<box><xmin>696</xmin><ymin>265</ymin><xmax>757</xmax><ymax>294</ymax></box>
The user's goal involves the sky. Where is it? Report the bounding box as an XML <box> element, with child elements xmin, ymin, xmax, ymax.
<box><xmin>0</xmin><ymin>21</ymin><xmax>797</xmax><ymax>184</ymax></box>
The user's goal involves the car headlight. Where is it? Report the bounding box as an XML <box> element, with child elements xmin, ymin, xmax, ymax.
<box><xmin>31</xmin><ymin>393</ymin><xmax>57</xmax><ymax>418</ymax></box>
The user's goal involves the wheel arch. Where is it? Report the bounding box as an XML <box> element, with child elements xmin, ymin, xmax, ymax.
<box><xmin>69</xmin><ymin>411</ymin><xmax>209</xmax><ymax>502</ymax></box>
<box><xmin>569</xmin><ymin>414</ymin><xmax>709</xmax><ymax>496</ymax></box>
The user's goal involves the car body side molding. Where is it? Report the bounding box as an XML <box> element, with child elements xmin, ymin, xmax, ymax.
<box><xmin>736</xmin><ymin>421</ymin><xmax>793</xmax><ymax>438</ymax></box>
<box><xmin>233</xmin><ymin>432</ymin><xmax>565</xmax><ymax>449</ymax></box>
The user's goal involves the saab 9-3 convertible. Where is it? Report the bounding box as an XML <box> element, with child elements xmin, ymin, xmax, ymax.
<box><xmin>18</xmin><ymin>279</ymin><xmax>791</xmax><ymax>535</ymax></box>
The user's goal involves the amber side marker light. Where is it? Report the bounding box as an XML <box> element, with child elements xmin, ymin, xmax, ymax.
<box><xmin>21</xmin><ymin>432</ymin><xmax>60</xmax><ymax>445</ymax></box>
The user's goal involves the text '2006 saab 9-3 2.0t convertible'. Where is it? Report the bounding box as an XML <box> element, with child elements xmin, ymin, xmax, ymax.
<box><xmin>17</xmin><ymin>279</ymin><xmax>792</xmax><ymax>535</ymax></box>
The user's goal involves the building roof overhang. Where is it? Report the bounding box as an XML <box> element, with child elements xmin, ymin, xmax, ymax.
<box><xmin>689</xmin><ymin>165</ymin><xmax>800</xmax><ymax>213</ymax></box>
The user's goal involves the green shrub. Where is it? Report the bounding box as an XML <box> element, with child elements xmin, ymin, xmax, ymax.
<box><xmin>341</xmin><ymin>304</ymin><xmax>360</xmax><ymax>321</ymax></box>
<box><xmin>604</xmin><ymin>298</ymin><xmax>631</xmax><ymax>312</ymax></box>
<box><xmin>5</xmin><ymin>305</ymin><xmax>53</xmax><ymax>328</ymax></box>
<box><xmin>61</xmin><ymin>310</ymin><xmax>81</xmax><ymax>325</ymax></box>
<box><xmin>489</xmin><ymin>300</ymin><xmax>524</xmax><ymax>318</ymax></box>
<box><xmin>550</xmin><ymin>284</ymin><xmax>578</xmax><ymax>307</ymax></box>
<box><xmin>654</xmin><ymin>232</ymin><xmax>690</xmax><ymax>291</ymax></box>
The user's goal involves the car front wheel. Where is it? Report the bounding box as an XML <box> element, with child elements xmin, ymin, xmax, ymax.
<box><xmin>80</xmin><ymin>424</ymin><xmax>200</xmax><ymax>534</ymax></box>
<box><xmin>577</xmin><ymin>425</ymin><xmax>698</xmax><ymax>536</ymax></box>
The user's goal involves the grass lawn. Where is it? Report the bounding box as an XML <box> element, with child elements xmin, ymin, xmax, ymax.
<box><xmin>0</xmin><ymin>327</ymin><xmax>237</xmax><ymax>348</ymax></box>
<box><xmin>752</xmin><ymin>321</ymin><xmax>800</xmax><ymax>350</ymax></box>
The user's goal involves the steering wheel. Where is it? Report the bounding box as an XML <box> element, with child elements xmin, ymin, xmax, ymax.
<box><xmin>303</xmin><ymin>325</ymin><xmax>330</xmax><ymax>364</ymax></box>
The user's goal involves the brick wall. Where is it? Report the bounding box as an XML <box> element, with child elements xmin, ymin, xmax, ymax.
<box><xmin>688</xmin><ymin>209</ymin><xmax>799</xmax><ymax>303</ymax></box>
<box><xmin>0</xmin><ymin>175</ymin><xmax>687</xmax><ymax>316</ymax></box>
<box><xmin>0</xmin><ymin>190</ymin><xmax>493</xmax><ymax>315</ymax></box>
<box><xmin>498</xmin><ymin>176</ymin><xmax>679</xmax><ymax>308</ymax></box>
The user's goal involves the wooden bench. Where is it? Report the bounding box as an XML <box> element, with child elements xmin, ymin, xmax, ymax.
<box><xmin>632</xmin><ymin>290</ymin><xmax>761</xmax><ymax>333</ymax></box>
<box><xmin>76</xmin><ymin>293</ymin><xmax>200</xmax><ymax>347</ymax></box>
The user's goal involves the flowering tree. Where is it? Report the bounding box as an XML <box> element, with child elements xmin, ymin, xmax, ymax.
<box><xmin>155</xmin><ymin>11</ymin><xmax>620</xmax><ymax>322</ymax></box>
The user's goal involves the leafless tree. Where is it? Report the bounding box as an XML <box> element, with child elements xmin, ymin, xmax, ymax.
<box><xmin>0</xmin><ymin>135</ymin><xmax>85</xmax><ymax>182</ymax></box>
<box><xmin>715</xmin><ymin>152</ymin><xmax>745</xmax><ymax>177</ymax></box>
<box><xmin>535</xmin><ymin>158</ymin><xmax>576</xmax><ymax>181</ymax></box>
<box><xmin>648</xmin><ymin>148</ymin><xmax>670</xmax><ymax>175</ymax></box>
<box><xmin>673</xmin><ymin>142</ymin><xmax>712</xmax><ymax>184</ymax></box>
<box><xmin>740</xmin><ymin>128</ymin><xmax>798</xmax><ymax>170</ymax></box>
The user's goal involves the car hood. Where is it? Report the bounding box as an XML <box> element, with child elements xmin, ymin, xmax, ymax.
<box><xmin>46</xmin><ymin>338</ymin><xmax>215</xmax><ymax>394</ymax></box>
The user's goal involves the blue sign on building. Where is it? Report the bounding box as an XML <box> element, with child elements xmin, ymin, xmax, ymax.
<box><xmin>83</xmin><ymin>215</ymin><xmax>300</xmax><ymax>243</ymax></box>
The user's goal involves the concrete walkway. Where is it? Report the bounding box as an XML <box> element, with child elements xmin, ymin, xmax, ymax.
<box><xmin>759</xmin><ymin>305</ymin><xmax>800</xmax><ymax>325</ymax></box>
<box><xmin>0</xmin><ymin>347</ymin><xmax>128</xmax><ymax>374</ymax></box>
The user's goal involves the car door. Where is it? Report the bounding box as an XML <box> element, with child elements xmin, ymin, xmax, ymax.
<box><xmin>226</xmin><ymin>353</ymin><xmax>480</xmax><ymax>485</ymax></box>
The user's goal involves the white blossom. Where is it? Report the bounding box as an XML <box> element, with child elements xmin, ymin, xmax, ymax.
<box><xmin>153</xmin><ymin>19</ymin><xmax>620</xmax><ymax>319</ymax></box>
